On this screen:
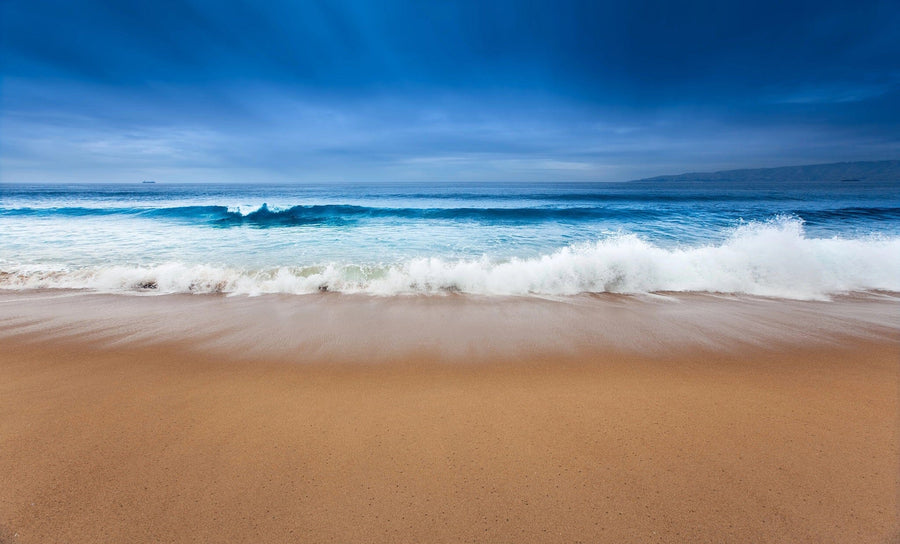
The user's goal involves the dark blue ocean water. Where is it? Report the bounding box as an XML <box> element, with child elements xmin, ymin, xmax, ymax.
<box><xmin>1</xmin><ymin>180</ymin><xmax>899</xmax><ymax>297</ymax></box>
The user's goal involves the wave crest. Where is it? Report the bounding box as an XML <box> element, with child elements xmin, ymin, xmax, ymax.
<box><xmin>6</xmin><ymin>203</ymin><xmax>899</xmax><ymax>227</ymax></box>
<box><xmin>2</xmin><ymin>219</ymin><xmax>898</xmax><ymax>299</ymax></box>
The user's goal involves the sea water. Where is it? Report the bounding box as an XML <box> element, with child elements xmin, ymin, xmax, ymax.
<box><xmin>1</xmin><ymin>180</ymin><xmax>899</xmax><ymax>299</ymax></box>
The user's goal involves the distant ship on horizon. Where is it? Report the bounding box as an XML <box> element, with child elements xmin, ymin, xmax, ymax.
<box><xmin>141</xmin><ymin>180</ymin><xmax>156</xmax><ymax>184</ymax></box>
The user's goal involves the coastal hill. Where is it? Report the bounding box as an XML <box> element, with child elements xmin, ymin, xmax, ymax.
<box><xmin>632</xmin><ymin>160</ymin><xmax>900</xmax><ymax>183</ymax></box>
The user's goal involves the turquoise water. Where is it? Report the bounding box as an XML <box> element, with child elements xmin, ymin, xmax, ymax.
<box><xmin>1</xmin><ymin>180</ymin><xmax>899</xmax><ymax>298</ymax></box>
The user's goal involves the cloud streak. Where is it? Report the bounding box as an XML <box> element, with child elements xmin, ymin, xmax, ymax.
<box><xmin>1</xmin><ymin>0</ymin><xmax>898</xmax><ymax>182</ymax></box>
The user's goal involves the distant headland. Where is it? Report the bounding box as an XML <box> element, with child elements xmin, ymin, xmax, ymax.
<box><xmin>631</xmin><ymin>160</ymin><xmax>900</xmax><ymax>183</ymax></box>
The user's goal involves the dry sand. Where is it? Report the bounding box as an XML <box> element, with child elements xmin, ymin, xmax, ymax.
<box><xmin>0</xmin><ymin>292</ymin><xmax>898</xmax><ymax>543</ymax></box>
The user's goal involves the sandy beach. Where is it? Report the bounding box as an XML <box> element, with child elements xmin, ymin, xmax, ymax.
<box><xmin>6</xmin><ymin>0</ymin><xmax>900</xmax><ymax>541</ymax></box>
<box><xmin>0</xmin><ymin>292</ymin><xmax>898</xmax><ymax>543</ymax></box>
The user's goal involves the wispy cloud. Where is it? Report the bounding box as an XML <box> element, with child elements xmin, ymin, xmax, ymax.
<box><xmin>2</xmin><ymin>0</ymin><xmax>898</xmax><ymax>182</ymax></box>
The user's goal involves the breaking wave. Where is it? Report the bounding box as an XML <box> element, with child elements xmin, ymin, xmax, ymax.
<box><xmin>0</xmin><ymin>203</ymin><xmax>663</xmax><ymax>225</ymax></box>
<box><xmin>2</xmin><ymin>218</ymin><xmax>898</xmax><ymax>299</ymax></box>
<box><xmin>4</xmin><ymin>203</ymin><xmax>900</xmax><ymax>227</ymax></box>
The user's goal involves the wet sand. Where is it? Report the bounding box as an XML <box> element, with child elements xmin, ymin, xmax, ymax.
<box><xmin>0</xmin><ymin>292</ymin><xmax>898</xmax><ymax>542</ymax></box>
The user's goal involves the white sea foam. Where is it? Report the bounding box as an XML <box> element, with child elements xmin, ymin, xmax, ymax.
<box><xmin>2</xmin><ymin>219</ymin><xmax>899</xmax><ymax>299</ymax></box>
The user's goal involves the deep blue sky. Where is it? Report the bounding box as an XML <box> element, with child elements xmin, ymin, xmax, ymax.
<box><xmin>1</xmin><ymin>0</ymin><xmax>898</xmax><ymax>182</ymax></box>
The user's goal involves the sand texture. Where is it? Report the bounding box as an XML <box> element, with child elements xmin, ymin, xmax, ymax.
<box><xmin>0</xmin><ymin>292</ymin><xmax>898</xmax><ymax>543</ymax></box>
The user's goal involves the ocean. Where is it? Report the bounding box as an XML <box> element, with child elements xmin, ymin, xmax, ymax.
<box><xmin>1</xmin><ymin>180</ymin><xmax>899</xmax><ymax>299</ymax></box>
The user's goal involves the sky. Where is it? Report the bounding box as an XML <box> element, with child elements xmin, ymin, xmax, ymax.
<box><xmin>1</xmin><ymin>0</ymin><xmax>898</xmax><ymax>182</ymax></box>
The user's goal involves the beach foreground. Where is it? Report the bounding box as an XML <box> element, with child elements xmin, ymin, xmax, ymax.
<box><xmin>0</xmin><ymin>292</ymin><xmax>898</xmax><ymax>543</ymax></box>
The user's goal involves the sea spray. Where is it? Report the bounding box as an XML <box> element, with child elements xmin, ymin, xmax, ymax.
<box><xmin>2</xmin><ymin>218</ymin><xmax>898</xmax><ymax>299</ymax></box>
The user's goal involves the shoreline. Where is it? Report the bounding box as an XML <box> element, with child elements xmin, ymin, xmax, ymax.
<box><xmin>1</xmin><ymin>290</ymin><xmax>898</xmax><ymax>363</ymax></box>
<box><xmin>1</xmin><ymin>291</ymin><xmax>898</xmax><ymax>542</ymax></box>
